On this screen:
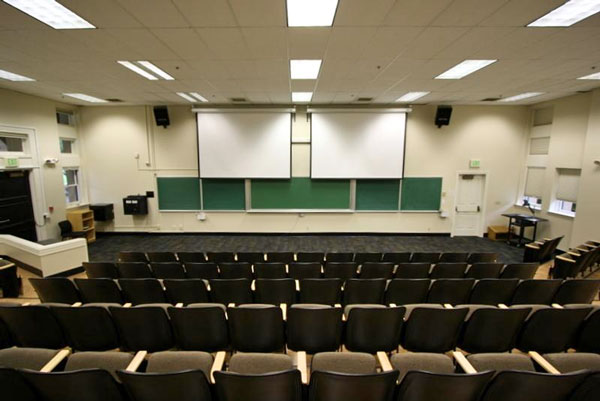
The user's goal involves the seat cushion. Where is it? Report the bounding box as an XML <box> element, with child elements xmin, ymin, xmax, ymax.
<box><xmin>187</xmin><ymin>303</ymin><xmax>226</xmax><ymax>311</ymax></box>
<box><xmin>311</xmin><ymin>352</ymin><xmax>377</xmax><ymax>374</ymax></box>
<box><xmin>403</xmin><ymin>304</ymin><xmax>444</xmax><ymax>319</ymax></box>
<box><xmin>65</xmin><ymin>351</ymin><xmax>134</xmax><ymax>373</ymax></box>
<box><xmin>391</xmin><ymin>352</ymin><xmax>454</xmax><ymax>380</ymax></box>
<box><xmin>455</xmin><ymin>304</ymin><xmax>497</xmax><ymax>320</ymax></box>
<box><xmin>228</xmin><ymin>353</ymin><xmax>293</xmax><ymax>374</ymax></box>
<box><xmin>543</xmin><ymin>353</ymin><xmax>600</xmax><ymax>373</ymax></box>
<box><xmin>0</xmin><ymin>347</ymin><xmax>59</xmax><ymax>370</ymax></box>
<box><xmin>344</xmin><ymin>304</ymin><xmax>386</xmax><ymax>317</ymax></box>
<box><xmin>147</xmin><ymin>351</ymin><xmax>213</xmax><ymax>377</ymax></box>
<box><xmin>466</xmin><ymin>353</ymin><xmax>535</xmax><ymax>372</ymax></box>
<box><xmin>290</xmin><ymin>304</ymin><xmax>331</xmax><ymax>310</ymax></box>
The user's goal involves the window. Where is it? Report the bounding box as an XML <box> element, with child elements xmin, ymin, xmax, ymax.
<box><xmin>60</xmin><ymin>138</ymin><xmax>76</xmax><ymax>154</ymax></box>
<box><xmin>63</xmin><ymin>168</ymin><xmax>80</xmax><ymax>205</ymax></box>
<box><xmin>551</xmin><ymin>168</ymin><xmax>580</xmax><ymax>217</ymax></box>
<box><xmin>522</xmin><ymin>167</ymin><xmax>545</xmax><ymax>209</ymax></box>
<box><xmin>0</xmin><ymin>134</ymin><xmax>25</xmax><ymax>152</ymax></box>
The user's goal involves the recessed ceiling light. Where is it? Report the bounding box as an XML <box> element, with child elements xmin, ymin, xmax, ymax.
<box><xmin>287</xmin><ymin>0</ymin><xmax>338</xmax><ymax>27</ymax></box>
<box><xmin>528</xmin><ymin>0</ymin><xmax>600</xmax><ymax>27</ymax></box>
<box><xmin>63</xmin><ymin>93</ymin><xmax>107</xmax><ymax>103</ymax></box>
<box><xmin>138</xmin><ymin>61</ymin><xmax>174</xmax><ymax>81</ymax></box>
<box><xmin>292</xmin><ymin>92</ymin><xmax>313</xmax><ymax>102</ymax></box>
<box><xmin>117</xmin><ymin>61</ymin><xmax>158</xmax><ymax>80</ymax></box>
<box><xmin>0</xmin><ymin>68</ymin><xmax>34</xmax><ymax>81</ymax></box>
<box><xmin>3</xmin><ymin>0</ymin><xmax>95</xmax><ymax>29</ymax></box>
<box><xmin>396</xmin><ymin>92</ymin><xmax>430</xmax><ymax>102</ymax></box>
<box><xmin>435</xmin><ymin>60</ymin><xmax>497</xmax><ymax>79</ymax></box>
<box><xmin>190</xmin><ymin>92</ymin><xmax>208</xmax><ymax>102</ymax></box>
<box><xmin>577</xmin><ymin>71</ymin><xmax>600</xmax><ymax>80</ymax></box>
<box><xmin>499</xmin><ymin>92</ymin><xmax>544</xmax><ymax>102</ymax></box>
<box><xmin>290</xmin><ymin>60</ymin><xmax>322</xmax><ymax>79</ymax></box>
<box><xmin>177</xmin><ymin>92</ymin><xmax>197</xmax><ymax>102</ymax></box>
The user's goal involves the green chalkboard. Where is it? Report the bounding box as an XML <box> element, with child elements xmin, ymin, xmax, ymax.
<box><xmin>251</xmin><ymin>178</ymin><xmax>350</xmax><ymax>209</ymax></box>
<box><xmin>356</xmin><ymin>180</ymin><xmax>400</xmax><ymax>210</ymax></box>
<box><xmin>202</xmin><ymin>179</ymin><xmax>246</xmax><ymax>210</ymax></box>
<box><xmin>400</xmin><ymin>177</ymin><xmax>443</xmax><ymax>211</ymax></box>
<box><xmin>157</xmin><ymin>177</ymin><xmax>201</xmax><ymax>211</ymax></box>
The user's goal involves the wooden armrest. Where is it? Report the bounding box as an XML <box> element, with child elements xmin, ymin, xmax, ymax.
<box><xmin>528</xmin><ymin>351</ymin><xmax>560</xmax><ymax>374</ymax></box>
<box><xmin>543</xmin><ymin>238</ymin><xmax>552</xmax><ymax>241</ymax></box>
<box><xmin>444</xmin><ymin>304</ymin><xmax>453</xmax><ymax>309</ymax></box>
<box><xmin>280</xmin><ymin>304</ymin><xmax>287</xmax><ymax>321</ymax></box>
<box><xmin>452</xmin><ymin>352</ymin><xmax>477</xmax><ymax>374</ymax></box>
<box><xmin>40</xmin><ymin>349</ymin><xmax>71</xmax><ymax>372</ymax></box>
<box><xmin>389</xmin><ymin>303</ymin><xmax>397</xmax><ymax>307</ymax></box>
<box><xmin>296</xmin><ymin>351</ymin><xmax>308</xmax><ymax>384</ymax></box>
<box><xmin>556</xmin><ymin>255</ymin><xmax>576</xmax><ymax>263</ymax></box>
<box><xmin>567</xmin><ymin>251</ymin><xmax>581</xmax><ymax>257</ymax></box>
<box><xmin>175</xmin><ymin>303</ymin><xmax>184</xmax><ymax>308</ymax></box>
<box><xmin>251</xmin><ymin>280</ymin><xmax>256</xmax><ymax>291</ymax></box>
<box><xmin>334</xmin><ymin>304</ymin><xmax>342</xmax><ymax>308</ymax></box>
<box><xmin>123</xmin><ymin>303</ymin><xmax>132</xmax><ymax>307</ymax></box>
<box><xmin>126</xmin><ymin>351</ymin><xmax>147</xmax><ymax>372</ymax></box>
<box><xmin>72</xmin><ymin>302</ymin><xmax>82</xmax><ymax>307</ymax></box>
<box><xmin>22</xmin><ymin>302</ymin><xmax>31</xmax><ymax>306</ymax></box>
<box><xmin>525</xmin><ymin>244</ymin><xmax>540</xmax><ymax>250</ymax></box>
<box><xmin>498</xmin><ymin>304</ymin><xmax>508</xmax><ymax>309</ymax></box>
<box><xmin>551</xmin><ymin>303</ymin><xmax>564</xmax><ymax>309</ymax></box>
<box><xmin>228</xmin><ymin>303</ymin><xmax>235</xmax><ymax>308</ymax></box>
<box><xmin>210</xmin><ymin>351</ymin><xmax>226</xmax><ymax>384</ymax></box>
<box><xmin>295</xmin><ymin>280</ymin><xmax>300</xmax><ymax>292</ymax></box>
<box><xmin>575</xmin><ymin>247</ymin><xmax>590</xmax><ymax>252</ymax></box>
<box><xmin>377</xmin><ymin>352</ymin><xmax>394</xmax><ymax>372</ymax></box>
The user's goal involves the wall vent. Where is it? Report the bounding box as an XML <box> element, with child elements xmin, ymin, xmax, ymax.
<box><xmin>482</xmin><ymin>97</ymin><xmax>501</xmax><ymax>102</ymax></box>
<box><xmin>56</xmin><ymin>111</ymin><xmax>74</xmax><ymax>125</ymax></box>
<box><xmin>105</xmin><ymin>98</ymin><xmax>124</xmax><ymax>102</ymax></box>
<box><xmin>356</xmin><ymin>97</ymin><xmax>373</xmax><ymax>102</ymax></box>
<box><xmin>230</xmin><ymin>97</ymin><xmax>248</xmax><ymax>103</ymax></box>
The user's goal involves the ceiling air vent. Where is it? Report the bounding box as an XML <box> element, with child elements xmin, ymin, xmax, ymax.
<box><xmin>230</xmin><ymin>97</ymin><xmax>247</xmax><ymax>103</ymax></box>
<box><xmin>356</xmin><ymin>97</ymin><xmax>373</xmax><ymax>102</ymax></box>
<box><xmin>482</xmin><ymin>97</ymin><xmax>501</xmax><ymax>102</ymax></box>
<box><xmin>105</xmin><ymin>98</ymin><xmax>123</xmax><ymax>103</ymax></box>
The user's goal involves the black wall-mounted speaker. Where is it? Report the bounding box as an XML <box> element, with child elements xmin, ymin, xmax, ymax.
<box><xmin>153</xmin><ymin>106</ymin><xmax>170</xmax><ymax>128</ymax></box>
<box><xmin>435</xmin><ymin>105</ymin><xmax>452</xmax><ymax>128</ymax></box>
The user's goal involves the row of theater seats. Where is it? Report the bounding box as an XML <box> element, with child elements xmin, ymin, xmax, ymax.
<box><xmin>552</xmin><ymin>241</ymin><xmax>600</xmax><ymax>279</ymax></box>
<box><xmin>30</xmin><ymin>277</ymin><xmax>600</xmax><ymax>307</ymax></box>
<box><xmin>1</xmin><ymin>303</ymin><xmax>599</xmax><ymax>355</ymax></box>
<box><xmin>1</xmin><ymin>346</ymin><xmax>599</xmax><ymax>401</ymax></box>
<box><xmin>83</xmin><ymin>260</ymin><xmax>540</xmax><ymax>281</ymax></box>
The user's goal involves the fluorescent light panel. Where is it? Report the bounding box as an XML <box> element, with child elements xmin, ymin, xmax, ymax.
<box><xmin>3</xmin><ymin>0</ymin><xmax>95</xmax><ymax>29</ymax></box>
<box><xmin>118</xmin><ymin>61</ymin><xmax>158</xmax><ymax>80</ymax></box>
<box><xmin>396</xmin><ymin>91</ymin><xmax>430</xmax><ymax>102</ymax></box>
<box><xmin>500</xmin><ymin>92</ymin><xmax>544</xmax><ymax>102</ymax></box>
<box><xmin>287</xmin><ymin>0</ymin><xmax>338</xmax><ymax>27</ymax></box>
<box><xmin>292</xmin><ymin>92</ymin><xmax>313</xmax><ymax>102</ymax></box>
<box><xmin>528</xmin><ymin>0</ymin><xmax>600</xmax><ymax>27</ymax></box>
<box><xmin>436</xmin><ymin>60</ymin><xmax>497</xmax><ymax>79</ymax></box>
<box><xmin>190</xmin><ymin>92</ymin><xmax>208</xmax><ymax>102</ymax></box>
<box><xmin>177</xmin><ymin>92</ymin><xmax>197</xmax><ymax>102</ymax></box>
<box><xmin>290</xmin><ymin>60</ymin><xmax>322</xmax><ymax>79</ymax></box>
<box><xmin>0</xmin><ymin>68</ymin><xmax>34</xmax><ymax>81</ymax></box>
<box><xmin>138</xmin><ymin>61</ymin><xmax>174</xmax><ymax>81</ymax></box>
<box><xmin>578</xmin><ymin>71</ymin><xmax>600</xmax><ymax>80</ymax></box>
<box><xmin>63</xmin><ymin>93</ymin><xmax>107</xmax><ymax>103</ymax></box>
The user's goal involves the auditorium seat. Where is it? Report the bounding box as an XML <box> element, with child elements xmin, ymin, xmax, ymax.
<box><xmin>0</xmin><ymin>347</ymin><xmax>62</xmax><ymax>370</ymax></box>
<box><xmin>75</xmin><ymin>278</ymin><xmax>124</xmax><ymax>304</ymax></box>
<box><xmin>385</xmin><ymin>279</ymin><xmax>430</xmax><ymax>305</ymax></box>
<box><xmin>411</xmin><ymin>252</ymin><xmax>441</xmax><ymax>263</ymax></box>
<box><xmin>401</xmin><ymin>305</ymin><xmax>467</xmax><ymax>352</ymax></box>
<box><xmin>430</xmin><ymin>263</ymin><xmax>468</xmax><ymax>279</ymax></box>
<box><xmin>390</xmin><ymin>352</ymin><xmax>455</xmax><ymax>381</ymax></box>
<box><xmin>218</xmin><ymin>262</ymin><xmax>253</xmax><ymax>280</ymax></box>
<box><xmin>266</xmin><ymin>252</ymin><xmax>295</xmax><ymax>264</ymax></box>
<box><xmin>440</xmin><ymin>252</ymin><xmax>469</xmax><ymax>263</ymax></box>
<box><xmin>227</xmin><ymin>304</ymin><xmax>285</xmax><ymax>352</ymax></box>
<box><xmin>427</xmin><ymin>279</ymin><xmax>474</xmax><ymax>305</ymax></box>
<box><xmin>146</xmin><ymin>252</ymin><xmax>178</xmax><ymax>263</ymax></box>
<box><xmin>542</xmin><ymin>353</ymin><xmax>600</xmax><ymax>372</ymax></box>
<box><xmin>500</xmin><ymin>263</ymin><xmax>539</xmax><ymax>279</ymax></box>
<box><xmin>118</xmin><ymin>279</ymin><xmax>167</xmax><ymax>305</ymax></box>
<box><xmin>298</xmin><ymin>279</ymin><xmax>343</xmax><ymax>305</ymax></box>
<box><xmin>236</xmin><ymin>252</ymin><xmax>265</xmax><ymax>264</ymax></box>
<box><xmin>296</xmin><ymin>252</ymin><xmax>325</xmax><ymax>263</ymax></box>
<box><xmin>0</xmin><ymin>304</ymin><xmax>66</xmax><ymax>349</ymax></box>
<box><xmin>467</xmin><ymin>252</ymin><xmax>498</xmax><ymax>264</ymax></box>
<box><xmin>82</xmin><ymin>262</ymin><xmax>119</xmax><ymax>279</ymax></box>
<box><xmin>116</xmin><ymin>262</ymin><xmax>153</xmax><ymax>279</ymax></box>
<box><xmin>163</xmin><ymin>279</ymin><xmax>210</xmax><ymax>305</ymax></box>
<box><xmin>205</xmin><ymin>252</ymin><xmax>235</xmax><ymax>263</ymax></box>
<box><xmin>326</xmin><ymin>252</ymin><xmax>354</xmax><ymax>263</ymax></box>
<box><xmin>254</xmin><ymin>262</ymin><xmax>287</xmax><ymax>279</ymax></box>
<box><xmin>552</xmin><ymin>279</ymin><xmax>600</xmax><ymax>304</ymax></box>
<box><xmin>323</xmin><ymin>262</ymin><xmax>357</xmax><ymax>279</ymax></box>
<box><xmin>176</xmin><ymin>252</ymin><xmax>206</xmax><ymax>263</ymax></box>
<box><xmin>51</xmin><ymin>304</ymin><xmax>121</xmax><ymax>351</ymax></box>
<box><xmin>288</xmin><ymin>262</ymin><xmax>321</xmax><ymax>279</ymax></box>
<box><xmin>183</xmin><ymin>262</ymin><xmax>219</xmax><ymax>280</ymax></box>
<box><xmin>254</xmin><ymin>279</ymin><xmax>296</xmax><ymax>305</ymax></box>
<box><xmin>109</xmin><ymin>305</ymin><xmax>174</xmax><ymax>352</ymax></box>
<box><xmin>150</xmin><ymin>262</ymin><xmax>186</xmax><ymax>279</ymax></box>
<box><xmin>468</xmin><ymin>279</ymin><xmax>519</xmax><ymax>305</ymax></box>
<box><xmin>354</xmin><ymin>252</ymin><xmax>382</xmax><ymax>264</ymax></box>
<box><xmin>117</xmin><ymin>251</ymin><xmax>148</xmax><ymax>263</ymax></box>
<box><xmin>570</xmin><ymin>305</ymin><xmax>600</xmax><ymax>353</ymax></box>
<box><xmin>382</xmin><ymin>252</ymin><xmax>411</xmax><ymax>264</ymax></box>
<box><xmin>342</xmin><ymin>279</ymin><xmax>386</xmax><ymax>305</ymax></box>
<box><xmin>30</xmin><ymin>278</ymin><xmax>81</xmax><ymax>304</ymax></box>
<box><xmin>209</xmin><ymin>279</ymin><xmax>253</xmax><ymax>305</ymax></box>
<box><xmin>359</xmin><ymin>262</ymin><xmax>394</xmax><ymax>279</ymax></box>
<box><xmin>464</xmin><ymin>263</ymin><xmax>503</xmax><ymax>279</ymax></box>
<box><xmin>344</xmin><ymin>305</ymin><xmax>404</xmax><ymax>353</ymax></box>
<box><xmin>394</xmin><ymin>263</ymin><xmax>430</xmax><ymax>279</ymax></box>
<box><xmin>167</xmin><ymin>304</ymin><xmax>228</xmax><ymax>352</ymax></box>
<box><xmin>511</xmin><ymin>279</ymin><xmax>562</xmax><ymax>305</ymax></box>
<box><xmin>286</xmin><ymin>304</ymin><xmax>343</xmax><ymax>354</ymax></box>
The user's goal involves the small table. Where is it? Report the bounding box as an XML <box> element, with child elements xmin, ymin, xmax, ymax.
<box><xmin>502</xmin><ymin>213</ymin><xmax>548</xmax><ymax>247</ymax></box>
<box><xmin>0</xmin><ymin>259</ymin><xmax>19</xmax><ymax>298</ymax></box>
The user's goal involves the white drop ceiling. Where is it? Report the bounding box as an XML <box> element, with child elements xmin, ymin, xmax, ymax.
<box><xmin>0</xmin><ymin>0</ymin><xmax>599</xmax><ymax>106</ymax></box>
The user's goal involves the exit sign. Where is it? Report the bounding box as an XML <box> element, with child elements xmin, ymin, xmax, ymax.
<box><xmin>469</xmin><ymin>159</ymin><xmax>481</xmax><ymax>168</ymax></box>
<box><xmin>5</xmin><ymin>158</ymin><xmax>19</xmax><ymax>168</ymax></box>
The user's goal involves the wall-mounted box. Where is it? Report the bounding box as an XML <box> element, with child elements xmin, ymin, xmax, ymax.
<box><xmin>90</xmin><ymin>203</ymin><xmax>114</xmax><ymax>221</ymax></box>
<box><xmin>123</xmin><ymin>195</ymin><xmax>148</xmax><ymax>215</ymax></box>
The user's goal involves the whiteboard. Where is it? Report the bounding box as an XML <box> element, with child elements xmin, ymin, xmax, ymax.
<box><xmin>311</xmin><ymin>112</ymin><xmax>406</xmax><ymax>179</ymax></box>
<box><xmin>197</xmin><ymin>112</ymin><xmax>291</xmax><ymax>178</ymax></box>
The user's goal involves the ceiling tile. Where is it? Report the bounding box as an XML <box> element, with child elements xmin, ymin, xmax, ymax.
<box><xmin>430</xmin><ymin>0</ymin><xmax>510</xmax><ymax>26</ymax></box>
<box><xmin>171</xmin><ymin>0</ymin><xmax>237</xmax><ymax>27</ymax></box>
<box><xmin>115</xmin><ymin>0</ymin><xmax>188</xmax><ymax>27</ymax></box>
<box><xmin>196</xmin><ymin>28</ymin><xmax>251</xmax><ymax>59</ymax></box>
<box><xmin>335</xmin><ymin>0</ymin><xmax>396</xmax><ymax>26</ymax></box>
<box><xmin>243</xmin><ymin>28</ymin><xmax>288</xmax><ymax>59</ymax></box>
<box><xmin>288</xmin><ymin>28</ymin><xmax>331</xmax><ymax>59</ymax></box>
<box><xmin>383</xmin><ymin>0</ymin><xmax>453</xmax><ymax>26</ymax></box>
<box><xmin>228</xmin><ymin>0</ymin><xmax>286</xmax><ymax>26</ymax></box>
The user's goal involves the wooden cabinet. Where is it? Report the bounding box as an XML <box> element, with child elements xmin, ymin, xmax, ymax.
<box><xmin>66</xmin><ymin>209</ymin><xmax>96</xmax><ymax>243</ymax></box>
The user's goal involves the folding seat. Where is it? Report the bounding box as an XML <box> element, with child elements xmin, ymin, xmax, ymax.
<box><xmin>147</xmin><ymin>252</ymin><xmax>178</xmax><ymax>263</ymax></box>
<box><xmin>390</xmin><ymin>352</ymin><xmax>456</xmax><ymax>381</ymax></box>
<box><xmin>227</xmin><ymin>304</ymin><xmax>285</xmax><ymax>352</ymax></box>
<box><xmin>209</xmin><ymin>279</ymin><xmax>253</xmax><ymax>305</ymax></box>
<box><xmin>183</xmin><ymin>262</ymin><xmax>219</xmax><ymax>279</ymax></box>
<box><xmin>384</xmin><ymin>279</ymin><xmax>430</xmax><ymax>305</ymax></box>
<box><xmin>168</xmin><ymin>304</ymin><xmax>229</xmax><ymax>351</ymax></box>
<box><xmin>553</xmin><ymin>279</ymin><xmax>600</xmax><ymax>304</ymax></box>
<box><xmin>394</xmin><ymin>263</ymin><xmax>431</xmax><ymax>279</ymax></box>
<box><xmin>0</xmin><ymin>304</ymin><xmax>66</xmax><ymax>349</ymax></box>
<box><xmin>163</xmin><ymin>279</ymin><xmax>210</xmax><ymax>305</ymax></box>
<box><xmin>323</xmin><ymin>262</ymin><xmax>357</xmax><ymax>279</ymax></box>
<box><xmin>288</xmin><ymin>262</ymin><xmax>321</xmax><ymax>279</ymax></box>
<box><xmin>510</xmin><ymin>279</ymin><xmax>562</xmax><ymax>305</ymax></box>
<box><xmin>298</xmin><ymin>279</ymin><xmax>343</xmax><ymax>305</ymax></box>
<box><xmin>296</xmin><ymin>252</ymin><xmax>325</xmax><ymax>263</ymax></box>
<box><xmin>0</xmin><ymin>347</ymin><xmax>65</xmax><ymax>370</ymax></box>
<box><xmin>570</xmin><ymin>373</ymin><xmax>600</xmax><ymax>401</ymax></box>
<box><xmin>205</xmin><ymin>252</ymin><xmax>235</xmax><ymax>263</ymax></box>
<box><xmin>254</xmin><ymin>262</ymin><xmax>287</xmax><ymax>279</ymax></box>
<box><xmin>218</xmin><ymin>262</ymin><xmax>253</xmax><ymax>280</ymax></box>
<box><xmin>30</xmin><ymin>278</ymin><xmax>81</xmax><ymax>304</ymax></box>
<box><xmin>75</xmin><ymin>278</ymin><xmax>124</xmax><ymax>304</ymax></box>
<box><xmin>551</xmin><ymin>250</ymin><xmax>596</xmax><ymax>279</ymax></box>
<box><xmin>344</xmin><ymin>305</ymin><xmax>405</xmax><ymax>353</ymax></box>
<box><xmin>427</xmin><ymin>279</ymin><xmax>475</xmax><ymax>305</ymax></box>
<box><xmin>177</xmin><ymin>252</ymin><xmax>206</xmax><ymax>263</ymax></box>
<box><xmin>359</xmin><ymin>262</ymin><xmax>394</xmax><ymax>279</ymax></box>
<box><xmin>117</xmin><ymin>351</ymin><xmax>214</xmax><ymax>401</ymax></box>
<box><xmin>83</xmin><ymin>262</ymin><xmax>119</xmax><ymax>279</ymax></box>
<box><xmin>354</xmin><ymin>252</ymin><xmax>382</xmax><ymax>265</ymax></box>
<box><xmin>395</xmin><ymin>369</ymin><xmax>493</xmax><ymax>401</ymax></box>
<box><xmin>457</xmin><ymin>305</ymin><xmax>530</xmax><ymax>353</ymax></box>
<box><xmin>254</xmin><ymin>279</ymin><xmax>296</xmax><ymax>305</ymax></box>
<box><xmin>118</xmin><ymin>279</ymin><xmax>168</xmax><ymax>305</ymax></box>
<box><xmin>382</xmin><ymin>252</ymin><xmax>411</xmax><ymax>264</ymax></box>
<box><xmin>117</xmin><ymin>251</ymin><xmax>148</xmax><ymax>263</ymax></box>
<box><xmin>237</xmin><ymin>252</ymin><xmax>265</xmax><ymax>263</ymax></box>
<box><xmin>439</xmin><ymin>252</ymin><xmax>470</xmax><ymax>263</ymax></box>
<box><xmin>411</xmin><ymin>252</ymin><xmax>441</xmax><ymax>263</ymax></box>
<box><xmin>514</xmin><ymin>305</ymin><xmax>591</xmax><ymax>353</ymax></box>
<box><xmin>572</xmin><ymin>306</ymin><xmax>600</xmax><ymax>353</ymax></box>
<box><xmin>109</xmin><ymin>305</ymin><xmax>174</xmax><ymax>352</ymax></box>
<box><xmin>541</xmin><ymin>353</ymin><xmax>600</xmax><ymax>373</ymax></box>
<box><xmin>0</xmin><ymin>313</ymin><xmax>13</xmax><ymax>349</ymax></box>
<box><xmin>467</xmin><ymin>252</ymin><xmax>498</xmax><ymax>264</ymax></box>
<box><xmin>286</xmin><ymin>304</ymin><xmax>343</xmax><ymax>354</ymax></box>
<box><xmin>464</xmin><ymin>263</ymin><xmax>503</xmax><ymax>279</ymax></box>
<box><xmin>468</xmin><ymin>279</ymin><xmax>519</xmax><ymax>305</ymax></box>
<box><xmin>523</xmin><ymin>236</ymin><xmax>563</xmax><ymax>263</ymax></box>
<box><xmin>150</xmin><ymin>262</ymin><xmax>186</xmax><ymax>279</ymax></box>
<box><xmin>401</xmin><ymin>305</ymin><xmax>468</xmax><ymax>352</ymax></box>
<box><xmin>499</xmin><ymin>263</ymin><xmax>539</xmax><ymax>279</ymax></box>
<box><xmin>266</xmin><ymin>252</ymin><xmax>295</xmax><ymax>264</ymax></box>
<box><xmin>325</xmin><ymin>252</ymin><xmax>354</xmax><ymax>262</ymax></box>
<box><xmin>116</xmin><ymin>262</ymin><xmax>153</xmax><ymax>279</ymax></box>
<box><xmin>50</xmin><ymin>304</ymin><xmax>121</xmax><ymax>351</ymax></box>
<box><xmin>430</xmin><ymin>263</ymin><xmax>468</xmax><ymax>279</ymax></box>
<box><xmin>342</xmin><ymin>279</ymin><xmax>386</xmax><ymax>305</ymax></box>
<box><xmin>0</xmin><ymin>367</ymin><xmax>38</xmax><ymax>401</ymax></box>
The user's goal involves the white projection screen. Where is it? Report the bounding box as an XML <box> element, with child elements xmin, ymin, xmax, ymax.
<box><xmin>311</xmin><ymin>111</ymin><xmax>407</xmax><ymax>179</ymax></box>
<box><xmin>197</xmin><ymin>111</ymin><xmax>291</xmax><ymax>178</ymax></box>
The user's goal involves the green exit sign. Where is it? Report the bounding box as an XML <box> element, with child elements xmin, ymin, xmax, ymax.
<box><xmin>5</xmin><ymin>158</ymin><xmax>19</xmax><ymax>168</ymax></box>
<box><xmin>469</xmin><ymin>159</ymin><xmax>481</xmax><ymax>168</ymax></box>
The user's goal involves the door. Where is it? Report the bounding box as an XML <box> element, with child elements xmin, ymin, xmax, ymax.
<box><xmin>0</xmin><ymin>170</ymin><xmax>37</xmax><ymax>241</ymax></box>
<box><xmin>453</xmin><ymin>174</ymin><xmax>485</xmax><ymax>237</ymax></box>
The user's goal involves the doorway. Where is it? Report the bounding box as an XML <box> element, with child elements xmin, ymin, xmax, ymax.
<box><xmin>452</xmin><ymin>173</ymin><xmax>486</xmax><ymax>237</ymax></box>
<box><xmin>0</xmin><ymin>170</ymin><xmax>37</xmax><ymax>241</ymax></box>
